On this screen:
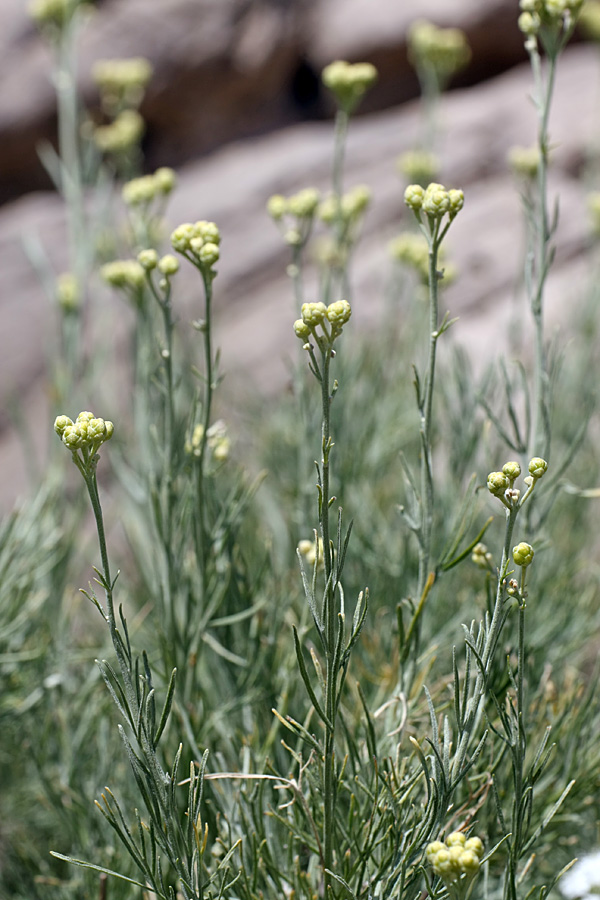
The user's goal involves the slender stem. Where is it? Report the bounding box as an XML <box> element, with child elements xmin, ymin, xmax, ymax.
<box><xmin>451</xmin><ymin>504</ymin><xmax>518</xmax><ymax>783</ymax></box>
<box><xmin>319</xmin><ymin>344</ymin><xmax>335</xmax><ymax>897</ymax></box>
<box><xmin>527</xmin><ymin>47</ymin><xmax>558</xmax><ymax>463</ymax></box>
<box><xmin>332</xmin><ymin>110</ymin><xmax>348</xmax><ymax>211</ymax></box>
<box><xmin>85</xmin><ymin>469</ymin><xmax>113</xmax><ymax>620</ymax></box>
<box><xmin>196</xmin><ymin>272</ymin><xmax>215</xmax><ymax>570</ymax></box>
<box><xmin>417</xmin><ymin>234</ymin><xmax>440</xmax><ymax>606</ymax></box>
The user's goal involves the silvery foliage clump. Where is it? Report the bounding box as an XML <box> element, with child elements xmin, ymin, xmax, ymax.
<box><xmin>1</xmin><ymin>2</ymin><xmax>599</xmax><ymax>899</ymax></box>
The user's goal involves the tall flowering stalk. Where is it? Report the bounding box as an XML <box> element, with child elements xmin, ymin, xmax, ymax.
<box><xmin>287</xmin><ymin>301</ymin><xmax>368</xmax><ymax>897</ymax></box>
<box><xmin>517</xmin><ymin>0</ymin><xmax>583</xmax><ymax>462</ymax></box>
<box><xmin>399</xmin><ymin>182</ymin><xmax>464</xmax><ymax>671</ymax></box>
<box><xmin>51</xmin><ymin>412</ymin><xmax>212</xmax><ymax>898</ymax></box>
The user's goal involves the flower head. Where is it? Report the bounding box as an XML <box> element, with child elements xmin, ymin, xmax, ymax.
<box><xmin>322</xmin><ymin>60</ymin><xmax>378</xmax><ymax>113</ymax></box>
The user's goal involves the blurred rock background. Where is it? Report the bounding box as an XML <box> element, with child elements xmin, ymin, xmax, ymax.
<box><xmin>0</xmin><ymin>0</ymin><xmax>597</xmax><ymax>507</ymax></box>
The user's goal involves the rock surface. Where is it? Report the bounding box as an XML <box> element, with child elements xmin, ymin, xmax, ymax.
<box><xmin>0</xmin><ymin>0</ymin><xmax>597</xmax><ymax>508</ymax></box>
<box><xmin>0</xmin><ymin>0</ymin><xmax>528</xmax><ymax>203</ymax></box>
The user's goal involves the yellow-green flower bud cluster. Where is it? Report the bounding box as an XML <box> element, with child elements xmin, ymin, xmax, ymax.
<box><xmin>101</xmin><ymin>259</ymin><xmax>146</xmax><ymax>291</ymax></box>
<box><xmin>56</xmin><ymin>272</ymin><xmax>80</xmax><ymax>312</ymax></box>
<box><xmin>471</xmin><ymin>542</ymin><xmax>493</xmax><ymax>570</ymax></box>
<box><xmin>267</xmin><ymin>188</ymin><xmax>321</xmax><ymax>249</ymax></box>
<box><xmin>321</xmin><ymin>60</ymin><xmax>378</xmax><ymax>113</ymax></box>
<box><xmin>312</xmin><ymin>185</ymin><xmax>372</xmax><ymax>267</ymax></box>
<box><xmin>158</xmin><ymin>254</ymin><xmax>179</xmax><ymax>276</ymax></box>
<box><xmin>54</xmin><ymin>411</ymin><xmax>114</xmax><ymax>459</ymax></box>
<box><xmin>294</xmin><ymin>299</ymin><xmax>352</xmax><ymax>350</ymax></box>
<box><xmin>408</xmin><ymin>21</ymin><xmax>471</xmax><ymax>83</ymax></box>
<box><xmin>92</xmin><ymin>57</ymin><xmax>153</xmax><ymax>114</ymax></box>
<box><xmin>318</xmin><ymin>185</ymin><xmax>371</xmax><ymax>225</ymax></box>
<box><xmin>486</xmin><ymin>457</ymin><xmax>548</xmax><ymax>509</ymax></box>
<box><xmin>579</xmin><ymin>1</ymin><xmax>600</xmax><ymax>39</ymax></box>
<box><xmin>170</xmin><ymin>220</ymin><xmax>221</xmax><ymax>278</ymax></box>
<box><xmin>396</xmin><ymin>150</ymin><xmax>440</xmax><ymax>186</ymax></box>
<box><xmin>405</xmin><ymin>182</ymin><xmax>464</xmax><ymax>225</ymax></box>
<box><xmin>122</xmin><ymin>167</ymin><xmax>177</xmax><ymax>207</ymax></box>
<box><xmin>298</xmin><ymin>537</ymin><xmax>326</xmax><ymax>571</ymax></box>
<box><xmin>29</xmin><ymin>0</ymin><xmax>89</xmax><ymax>30</ymax></box>
<box><xmin>528</xmin><ymin>456</ymin><xmax>548</xmax><ymax>478</ymax></box>
<box><xmin>138</xmin><ymin>249</ymin><xmax>158</xmax><ymax>270</ymax></box>
<box><xmin>508</xmin><ymin>145</ymin><xmax>540</xmax><ymax>178</ymax></box>
<box><xmin>426</xmin><ymin>832</ymin><xmax>484</xmax><ymax>888</ymax></box>
<box><xmin>94</xmin><ymin>109</ymin><xmax>145</xmax><ymax>155</ymax></box>
<box><xmin>513</xmin><ymin>541</ymin><xmax>535</xmax><ymax>567</ymax></box>
<box><xmin>185</xmin><ymin>420</ymin><xmax>231</xmax><ymax>463</ymax></box>
<box><xmin>388</xmin><ymin>232</ymin><xmax>429</xmax><ymax>283</ymax></box>
<box><xmin>518</xmin><ymin>0</ymin><xmax>583</xmax><ymax>36</ymax></box>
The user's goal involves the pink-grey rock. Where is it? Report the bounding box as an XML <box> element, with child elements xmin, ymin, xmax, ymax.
<box><xmin>0</xmin><ymin>0</ymin><xmax>533</xmax><ymax>203</ymax></box>
<box><xmin>0</xmin><ymin>45</ymin><xmax>597</xmax><ymax>508</ymax></box>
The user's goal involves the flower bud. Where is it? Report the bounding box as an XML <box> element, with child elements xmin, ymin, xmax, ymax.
<box><xmin>487</xmin><ymin>471</ymin><xmax>509</xmax><ymax>496</ymax></box>
<box><xmin>287</xmin><ymin>188</ymin><xmax>320</xmax><ymax>218</ymax></box>
<box><xmin>502</xmin><ymin>460</ymin><xmax>521</xmax><ymax>481</ymax></box>
<box><xmin>518</xmin><ymin>11</ymin><xmax>541</xmax><ymax>33</ymax></box>
<box><xmin>154</xmin><ymin>166</ymin><xmax>176</xmax><ymax>195</ymax></box>
<box><xmin>56</xmin><ymin>272</ymin><xmax>80</xmax><ymax>312</ymax></box>
<box><xmin>301</xmin><ymin>302</ymin><xmax>328</xmax><ymax>327</ymax></box>
<box><xmin>158</xmin><ymin>254</ymin><xmax>179</xmax><ymax>276</ymax></box>
<box><xmin>404</xmin><ymin>183</ymin><xmax>425</xmax><ymax>211</ymax></box>
<box><xmin>293</xmin><ymin>319</ymin><xmax>311</xmax><ymax>340</ymax></box>
<box><xmin>528</xmin><ymin>457</ymin><xmax>548</xmax><ymax>478</ymax></box>
<box><xmin>513</xmin><ymin>541</ymin><xmax>535</xmax><ymax>567</ymax></box>
<box><xmin>54</xmin><ymin>415</ymin><xmax>73</xmax><ymax>436</ymax></box>
<box><xmin>464</xmin><ymin>836</ymin><xmax>484</xmax><ymax>858</ymax></box>
<box><xmin>267</xmin><ymin>194</ymin><xmax>287</xmax><ymax>220</ymax></box>
<box><xmin>322</xmin><ymin>60</ymin><xmax>378</xmax><ymax>113</ymax></box>
<box><xmin>447</xmin><ymin>188</ymin><xmax>465</xmax><ymax>217</ymax></box>
<box><xmin>446</xmin><ymin>832</ymin><xmax>466</xmax><ymax>847</ymax></box>
<box><xmin>198</xmin><ymin>242</ymin><xmax>220</xmax><ymax>266</ymax></box>
<box><xmin>326</xmin><ymin>299</ymin><xmax>352</xmax><ymax>328</ymax></box>
<box><xmin>422</xmin><ymin>182</ymin><xmax>450</xmax><ymax>217</ymax></box>
<box><xmin>138</xmin><ymin>249</ymin><xmax>158</xmax><ymax>270</ymax></box>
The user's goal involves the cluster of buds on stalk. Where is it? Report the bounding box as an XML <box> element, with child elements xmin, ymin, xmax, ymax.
<box><xmin>405</xmin><ymin>182</ymin><xmax>464</xmax><ymax>228</ymax></box>
<box><xmin>54</xmin><ymin>411</ymin><xmax>114</xmax><ymax>475</ymax></box>
<box><xmin>267</xmin><ymin>188</ymin><xmax>320</xmax><ymax>249</ymax></box>
<box><xmin>29</xmin><ymin>0</ymin><xmax>92</xmax><ymax>32</ymax></box>
<box><xmin>426</xmin><ymin>832</ymin><xmax>484</xmax><ymax>900</ymax></box>
<box><xmin>293</xmin><ymin>300</ymin><xmax>352</xmax><ymax>355</ymax></box>
<box><xmin>486</xmin><ymin>457</ymin><xmax>548</xmax><ymax>511</ymax></box>
<box><xmin>93</xmin><ymin>109</ymin><xmax>145</xmax><ymax>156</ymax></box>
<box><xmin>122</xmin><ymin>167</ymin><xmax>176</xmax><ymax>209</ymax></box>
<box><xmin>408</xmin><ymin>20</ymin><xmax>471</xmax><ymax>88</ymax></box>
<box><xmin>321</xmin><ymin>60</ymin><xmax>378</xmax><ymax>114</ymax></box>
<box><xmin>92</xmin><ymin>57</ymin><xmax>153</xmax><ymax>117</ymax></box>
<box><xmin>507</xmin><ymin>145</ymin><xmax>541</xmax><ymax>179</ymax></box>
<box><xmin>471</xmin><ymin>541</ymin><xmax>494</xmax><ymax>570</ymax></box>
<box><xmin>171</xmin><ymin>220</ymin><xmax>221</xmax><ymax>281</ymax></box>
<box><xmin>185</xmin><ymin>420</ymin><xmax>231</xmax><ymax>464</ymax></box>
<box><xmin>518</xmin><ymin>0</ymin><xmax>583</xmax><ymax>48</ymax></box>
<box><xmin>55</xmin><ymin>272</ymin><xmax>80</xmax><ymax>314</ymax></box>
<box><xmin>388</xmin><ymin>231</ymin><xmax>456</xmax><ymax>285</ymax></box>
<box><xmin>298</xmin><ymin>536</ymin><xmax>326</xmax><ymax>572</ymax></box>
<box><xmin>396</xmin><ymin>150</ymin><xmax>440</xmax><ymax>187</ymax></box>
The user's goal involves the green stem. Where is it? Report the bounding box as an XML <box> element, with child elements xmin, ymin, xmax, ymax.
<box><xmin>55</xmin><ymin>22</ymin><xmax>86</xmax><ymax>375</ymax></box>
<box><xmin>319</xmin><ymin>344</ymin><xmax>335</xmax><ymax>897</ymax></box>
<box><xmin>451</xmin><ymin>504</ymin><xmax>519</xmax><ymax>784</ymax></box>
<box><xmin>416</xmin><ymin>233</ymin><xmax>441</xmax><ymax>612</ymax></box>
<box><xmin>196</xmin><ymin>272</ymin><xmax>215</xmax><ymax>571</ymax></box>
<box><xmin>527</xmin><ymin>46</ymin><xmax>558</xmax><ymax>464</ymax></box>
